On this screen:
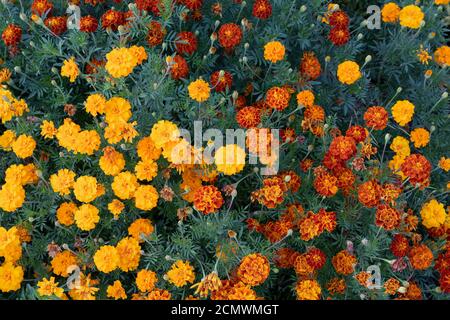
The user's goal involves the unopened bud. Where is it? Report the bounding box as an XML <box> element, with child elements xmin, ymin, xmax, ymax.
<box><xmin>215</xmin><ymin>20</ymin><xmax>220</xmax><ymax>28</ymax></box>
<box><xmin>14</xmin><ymin>66</ymin><xmax>21</xmax><ymax>73</ymax></box>
<box><xmin>244</xmin><ymin>42</ymin><xmax>249</xmax><ymax>50</ymax></box>
<box><xmin>398</xmin><ymin>287</ymin><xmax>407</xmax><ymax>294</ymax></box>
<box><xmin>128</xmin><ymin>3</ymin><xmax>136</xmax><ymax>10</ymax></box>
<box><xmin>165</xmin><ymin>255</ymin><xmax>172</xmax><ymax>261</ymax></box>
<box><xmin>300</xmin><ymin>5</ymin><xmax>307</xmax><ymax>12</ymax></box>
<box><xmin>242</xmin><ymin>56</ymin><xmax>248</xmax><ymax>64</ymax></box>
<box><xmin>284</xmin><ymin>175</ymin><xmax>291</xmax><ymax>182</ymax></box>
<box><xmin>287</xmin><ymin>229</ymin><xmax>293</xmax><ymax>236</ymax></box>
<box><xmin>307</xmin><ymin>144</ymin><xmax>314</xmax><ymax>152</ymax></box>
<box><xmin>62</xmin><ymin>244</ymin><xmax>69</xmax><ymax>250</ymax></box>
<box><xmin>51</xmin><ymin>67</ymin><xmax>58</xmax><ymax>74</ymax></box>
<box><xmin>51</xmin><ymin>80</ymin><xmax>57</xmax><ymax>86</ymax></box>
<box><xmin>19</xmin><ymin>12</ymin><xmax>27</xmax><ymax>21</ymax></box>
<box><xmin>325</xmin><ymin>56</ymin><xmax>331</xmax><ymax>63</ymax></box>
<box><xmin>365</xmin><ymin>55</ymin><xmax>372</xmax><ymax>63</ymax></box>
<box><xmin>357</xmin><ymin>33</ymin><xmax>364</xmax><ymax>41</ymax></box>
<box><xmin>396</xmin><ymin>87</ymin><xmax>402</xmax><ymax>94</ymax></box>
<box><xmin>441</xmin><ymin>92</ymin><xmax>448</xmax><ymax>99</ymax></box>
<box><xmin>430</xmin><ymin>125</ymin><xmax>436</xmax><ymax>133</ymax></box>
<box><xmin>361</xmin><ymin>238</ymin><xmax>369</xmax><ymax>246</ymax></box>
<box><xmin>219</xmin><ymin>70</ymin><xmax>225</xmax><ymax>77</ymax></box>
<box><xmin>232</xmin><ymin>91</ymin><xmax>239</xmax><ymax>100</ymax></box>
<box><xmin>385</xmin><ymin>133</ymin><xmax>391</xmax><ymax>143</ymax></box>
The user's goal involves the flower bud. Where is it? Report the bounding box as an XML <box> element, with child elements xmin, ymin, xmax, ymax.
<box><xmin>325</xmin><ymin>56</ymin><xmax>331</xmax><ymax>63</ymax></box>
<box><xmin>19</xmin><ymin>12</ymin><xmax>27</xmax><ymax>21</ymax></box>
<box><xmin>215</xmin><ymin>20</ymin><xmax>220</xmax><ymax>28</ymax></box>
<box><xmin>51</xmin><ymin>67</ymin><xmax>58</xmax><ymax>74</ymax></box>
<box><xmin>442</xmin><ymin>92</ymin><xmax>448</xmax><ymax>99</ymax></box>
<box><xmin>232</xmin><ymin>91</ymin><xmax>239</xmax><ymax>100</ymax></box>
<box><xmin>385</xmin><ymin>133</ymin><xmax>391</xmax><ymax>143</ymax></box>
<box><xmin>165</xmin><ymin>255</ymin><xmax>172</xmax><ymax>261</ymax></box>
<box><xmin>242</xmin><ymin>56</ymin><xmax>248</xmax><ymax>63</ymax></box>
<box><xmin>430</xmin><ymin>125</ymin><xmax>436</xmax><ymax>133</ymax></box>
<box><xmin>14</xmin><ymin>66</ymin><xmax>21</xmax><ymax>73</ymax></box>
<box><xmin>365</xmin><ymin>55</ymin><xmax>372</xmax><ymax>63</ymax></box>
<box><xmin>307</xmin><ymin>144</ymin><xmax>314</xmax><ymax>152</ymax></box>
<box><xmin>51</xmin><ymin>80</ymin><xmax>57</xmax><ymax>86</ymax></box>
<box><xmin>396</xmin><ymin>87</ymin><xmax>402</xmax><ymax>93</ymax></box>
<box><xmin>357</xmin><ymin>33</ymin><xmax>364</xmax><ymax>41</ymax></box>
<box><xmin>62</xmin><ymin>244</ymin><xmax>69</xmax><ymax>250</ymax></box>
<box><xmin>300</xmin><ymin>5</ymin><xmax>307</xmax><ymax>12</ymax></box>
<box><xmin>244</xmin><ymin>42</ymin><xmax>249</xmax><ymax>50</ymax></box>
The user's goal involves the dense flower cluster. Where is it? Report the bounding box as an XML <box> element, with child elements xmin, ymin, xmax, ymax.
<box><xmin>0</xmin><ymin>0</ymin><xmax>448</xmax><ymax>301</ymax></box>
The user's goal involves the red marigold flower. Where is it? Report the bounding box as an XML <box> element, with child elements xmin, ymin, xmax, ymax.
<box><xmin>329</xmin><ymin>10</ymin><xmax>350</xmax><ymax>28</ymax></box>
<box><xmin>279</xmin><ymin>170</ymin><xmax>301</xmax><ymax>193</ymax></box>
<box><xmin>2</xmin><ymin>24</ymin><xmax>22</xmax><ymax>47</ymax></box>
<box><xmin>168</xmin><ymin>55</ymin><xmax>189</xmax><ymax>80</ymax></box>
<box><xmin>401</xmin><ymin>154</ymin><xmax>432</xmax><ymax>187</ymax></box>
<box><xmin>390</xmin><ymin>234</ymin><xmax>410</xmax><ymax>258</ymax></box>
<box><xmin>375</xmin><ymin>204</ymin><xmax>401</xmax><ymax>230</ymax></box>
<box><xmin>280</xmin><ymin>128</ymin><xmax>296</xmax><ymax>143</ymax></box>
<box><xmin>182</xmin><ymin>0</ymin><xmax>204</xmax><ymax>10</ymax></box>
<box><xmin>274</xmin><ymin>248</ymin><xmax>298</xmax><ymax>269</ymax></box>
<box><xmin>408</xmin><ymin>244</ymin><xmax>433</xmax><ymax>270</ymax></box>
<box><xmin>435</xmin><ymin>250</ymin><xmax>450</xmax><ymax>274</ymax></box>
<box><xmin>236</xmin><ymin>106</ymin><xmax>261</xmax><ymax>129</ymax></box>
<box><xmin>334</xmin><ymin>167</ymin><xmax>355</xmax><ymax>192</ymax></box>
<box><xmin>193</xmin><ymin>185</ymin><xmax>224</xmax><ymax>214</ymax></box>
<box><xmin>210</xmin><ymin>70</ymin><xmax>233</xmax><ymax>92</ymax></box>
<box><xmin>31</xmin><ymin>0</ymin><xmax>53</xmax><ymax>16</ymax></box>
<box><xmin>364</xmin><ymin>106</ymin><xmax>388</xmax><ymax>130</ymax></box>
<box><xmin>317</xmin><ymin>208</ymin><xmax>337</xmax><ymax>232</ymax></box>
<box><xmin>101</xmin><ymin>9</ymin><xmax>125</xmax><ymax>31</ymax></box>
<box><xmin>45</xmin><ymin>16</ymin><xmax>68</xmax><ymax>35</ymax></box>
<box><xmin>300</xmin><ymin>52</ymin><xmax>322</xmax><ymax>80</ymax></box>
<box><xmin>328</xmin><ymin>136</ymin><xmax>357</xmax><ymax>161</ymax></box>
<box><xmin>329</xmin><ymin>27</ymin><xmax>350</xmax><ymax>46</ymax></box>
<box><xmin>358</xmin><ymin>180</ymin><xmax>381</xmax><ymax>208</ymax></box>
<box><xmin>136</xmin><ymin>0</ymin><xmax>164</xmax><ymax>15</ymax></box>
<box><xmin>80</xmin><ymin>16</ymin><xmax>99</xmax><ymax>33</ymax></box>
<box><xmin>346</xmin><ymin>125</ymin><xmax>367</xmax><ymax>143</ymax></box>
<box><xmin>313</xmin><ymin>171</ymin><xmax>338</xmax><ymax>197</ymax></box>
<box><xmin>298</xmin><ymin>214</ymin><xmax>321</xmax><ymax>241</ymax></box>
<box><xmin>175</xmin><ymin>31</ymin><xmax>198</xmax><ymax>55</ymax></box>
<box><xmin>218</xmin><ymin>23</ymin><xmax>242</xmax><ymax>49</ymax></box>
<box><xmin>147</xmin><ymin>21</ymin><xmax>166</xmax><ymax>47</ymax></box>
<box><xmin>237</xmin><ymin>253</ymin><xmax>270</xmax><ymax>286</ymax></box>
<box><xmin>252</xmin><ymin>0</ymin><xmax>272</xmax><ymax>20</ymax></box>
<box><xmin>305</xmin><ymin>247</ymin><xmax>327</xmax><ymax>270</ymax></box>
<box><xmin>381</xmin><ymin>183</ymin><xmax>402</xmax><ymax>205</ymax></box>
<box><xmin>246</xmin><ymin>218</ymin><xmax>261</xmax><ymax>232</ymax></box>
<box><xmin>439</xmin><ymin>269</ymin><xmax>450</xmax><ymax>293</ymax></box>
<box><xmin>300</xmin><ymin>158</ymin><xmax>314</xmax><ymax>172</ymax></box>
<box><xmin>266</xmin><ymin>86</ymin><xmax>291</xmax><ymax>111</ymax></box>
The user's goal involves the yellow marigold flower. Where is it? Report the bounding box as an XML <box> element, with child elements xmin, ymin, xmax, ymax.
<box><xmin>296</xmin><ymin>279</ymin><xmax>322</xmax><ymax>300</ymax></box>
<box><xmin>37</xmin><ymin>277</ymin><xmax>64</xmax><ymax>298</ymax></box>
<box><xmin>388</xmin><ymin>154</ymin><xmax>406</xmax><ymax>178</ymax></box>
<box><xmin>0</xmin><ymin>183</ymin><xmax>26</xmax><ymax>212</ymax></box>
<box><xmin>264</xmin><ymin>41</ymin><xmax>285</xmax><ymax>63</ymax></box>
<box><xmin>399</xmin><ymin>5</ymin><xmax>424</xmax><ymax>29</ymax></box>
<box><xmin>439</xmin><ymin>157</ymin><xmax>450</xmax><ymax>172</ymax></box>
<box><xmin>391</xmin><ymin>100</ymin><xmax>415</xmax><ymax>126</ymax></box>
<box><xmin>137</xmin><ymin>136</ymin><xmax>161</xmax><ymax>161</ymax></box>
<box><xmin>0</xmin><ymin>130</ymin><xmax>16</xmax><ymax>150</ymax></box>
<box><xmin>11</xmin><ymin>134</ymin><xmax>36</xmax><ymax>159</ymax></box>
<box><xmin>108</xmin><ymin>199</ymin><xmax>125</xmax><ymax>218</ymax></box>
<box><xmin>381</xmin><ymin>2</ymin><xmax>401</xmax><ymax>23</ymax></box>
<box><xmin>0</xmin><ymin>226</ymin><xmax>22</xmax><ymax>263</ymax></box>
<box><xmin>112</xmin><ymin>171</ymin><xmax>139</xmax><ymax>200</ymax></box>
<box><xmin>0</xmin><ymin>262</ymin><xmax>23</xmax><ymax>292</ymax></box>
<box><xmin>84</xmin><ymin>93</ymin><xmax>107</xmax><ymax>117</ymax></box>
<box><xmin>104</xmin><ymin>97</ymin><xmax>132</xmax><ymax>124</ymax></box>
<box><xmin>416</xmin><ymin>45</ymin><xmax>432</xmax><ymax>65</ymax></box>
<box><xmin>76</xmin><ymin>130</ymin><xmax>101</xmax><ymax>155</ymax></box>
<box><xmin>50</xmin><ymin>169</ymin><xmax>76</xmax><ymax>196</ymax></box>
<box><xmin>435</xmin><ymin>0</ymin><xmax>450</xmax><ymax>5</ymax></box>
<box><xmin>214</xmin><ymin>144</ymin><xmax>246</xmax><ymax>176</ymax></box>
<box><xmin>40</xmin><ymin>120</ymin><xmax>57</xmax><ymax>139</ymax></box>
<box><xmin>51</xmin><ymin>250</ymin><xmax>78</xmax><ymax>277</ymax></box>
<box><xmin>5</xmin><ymin>163</ymin><xmax>38</xmax><ymax>186</ymax></box>
<box><xmin>104</xmin><ymin>120</ymin><xmax>139</xmax><ymax>144</ymax></box>
<box><xmin>99</xmin><ymin>146</ymin><xmax>126</xmax><ymax>176</ymax></box>
<box><xmin>136</xmin><ymin>269</ymin><xmax>158</xmax><ymax>292</ymax></box>
<box><xmin>390</xmin><ymin>136</ymin><xmax>410</xmax><ymax>157</ymax></box>
<box><xmin>134</xmin><ymin>185</ymin><xmax>159</xmax><ymax>211</ymax></box>
<box><xmin>337</xmin><ymin>60</ymin><xmax>362</xmax><ymax>85</ymax></box>
<box><xmin>74</xmin><ymin>204</ymin><xmax>100</xmax><ymax>231</ymax></box>
<box><xmin>296</xmin><ymin>90</ymin><xmax>315</xmax><ymax>108</ymax></box>
<box><xmin>135</xmin><ymin>160</ymin><xmax>158</xmax><ymax>181</ymax></box>
<box><xmin>60</xmin><ymin>57</ymin><xmax>79</xmax><ymax>83</ymax></box>
<box><xmin>116</xmin><ymin>237</ymin><xmax>141</xmax><ymax>272</ymax></box>
<box><xmin>129</xmin><ymin>45</ymin><xmax>148</xmax><ymax>65</ymax></box>
<box><xmin>93</xmin><ymin>245</ymin><xmax>119</xmax><ymax>273</ymax></box>
<box><xmin>150</xmin><ymin>120</ymin><xmax>180</xmax><ymax>149</ymax></box>
<box><xmin>166</xmin><ymin>260</ymin><xmax>195</xmax><ymax>287</ymax></box>
<box><xmin>105</xmin><ymin>47</ymin><xmax>138</xmax><ymax>78</ymax></box>
<box><xmin>410</xmin><ymin>128</ymin><xmax>430</xmax><ymax>148</ymax></box>
<box><xmin>56</xmin><ymin>202</ymin><xmax>77</xmax><ymax>226</ymax></box>
<box><xmin>0</xmin><ymin>67</ymin><xmax>12</xmax><ymax>83</ymax></box>
<box><xmin>434</xmin><ymin>45</ymin><xmax>450</xmax><ymax>67</ymax></box>
<box><xmin>73</xmin><ymin>176</ymin><xmax>99</xmax><ymax>203</ymax></box>
<box><xmin>107</xmin><ymin>280</ymin><xmax>127</xmax><ymax>300</ymax></box>
<box><xmin>421</xmin><ymin>199</ymin><xmax>446</xmax><ymax>229</ymax></box>
<box><xmin>188</xmin><ymin>78</ymin><xmax>210</xmax><ymax>102</ymax></box>
<box><xmin>128</xmin><ymin>218</ymin><xmax>154</xmax><ymax>242</ymax></box>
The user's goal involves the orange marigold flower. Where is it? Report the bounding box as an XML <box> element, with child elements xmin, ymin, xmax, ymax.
<box><xmin>218</xmin><ymin>23</ymin><xmax>242</xmax><ymax>49</ymax></box>
<box><xmin>296</xmin><ymin>279</ymin><xmax>322</xmax><ymax>300</ymax></box>
<box><xmin>101</xmin><ymin>9</ymin><xmax>125</xmax><ymax>31</ymax></box>
<box><xmin>193</xmin><ymin>185</ymin><xmax>224</xmax><ymax>214</ymax></box>
<box><xmin>409</xmin><ymin>244</ymin><xmax>433</xmax><ymax>270</ymax></box>
<box><xmin>166</xmin><ymin>260</ymin><xmax>195</xmax><ymax>287</ymax></box>
<box><xmin>332</xmin><ymin>250</ymin><xmax>357</xmax><ymax>275</ymax></box>
<box><xmin>236</xmin><ymin>106</ymin><xmax>261</xmax><ymax>129</ymax></box>
<box><xmin>384</xmin><ymin>278</ymin><xmax>401</xmax><ymax>295</ymax></box>
<box><xmin>329</xmin><ymin>10</ymin><xmax>350</xmax><ymax>28</ymax></box>
<box><xmin>376</xmin><ymin>205</ymin><xmax>401</xmax><ymax>230</ymax></box>
<box><xmin>346</xmin><ymin>125</ymin><xmax>367</xmax><ymax>143</ymax></box>
<box><xmin>328</xmin><ymin>136</ymin><xmax>357</xmax><ymax>161</ymax></box>
<box><xmin>300</xmin><ymin>52</ymin><xmax>321</xmax><ymax>80</ymax></box>
<box><xmin>327</xmin><ymin>278</ymin><xmax>346</xmax><ymax>295</ymax></box>
<box><xmin>313</xmin><ymin>171</ymin><xmax>338</xmax><ymax>197</ymax></box>
<box><xmin>31</xmin><ymin>0</ymin><xmax>53</xmax><ymax>16</ymax></box>
<box><xmin>252</xmin><ymin>0</ymin><xmax>272</xmax><ymax>19</ymax></box>
<box><xmin>401</xmin><ymin>154</ymin><xmax>431</xmax><ymax>186</ymax></box>
<box><xmin>293</xmin><ymin>254</ymin><xmax>314</xmax><ymax>275</ymax></box>
<box><xmin>329</xmin><ymin>27</ymin><xmax>350</xmax><ymax>46</ymax></box>
<box><xmin>44</xmin><ymin>16</ymin><xmax>67</xmax><ymax>35</ymax></box>
<box><xmin>136</xmin><ymin>269</ymin><xmax>158</xmax><ymax>292</ymax></box>
<box><xmin>358</xmin><ymin>180</ymin><xmax>381</xmax><ymax>208</ymax></box>
<box><xmin>364</xmin><ymin>106</ymin><xmax>388</xmax><ymax>130</ymax></box>
<box><xmin>2</xmin><ymin>24</ymin><xmax>22</xmax><ymax>47</ymax></box>
<box><xmin>128</xmin><ymin>218</ymin><xmax>154</xmax><ymax>241</ymax></box>
<box><xmin>266</xmin><ymin>86</ymin><xmax>291</xmax><ymax>111</ymax></box>
<box><xmin>147</xmin><ymin>21</ymin><xmax>166</xmax><ymax>47</ymax></box>
<box><xmin>51</xmin><ymin>250</ymin><xmax>78</xmax><ymax>277</ymax></box>
<box><xmin>237</xmin><ymin>253</ymin><xmax>270</xmax><ymax>286</ymax></box>
<box><xmin>80</xmin><ymin>16</ymin><xmax>98</xmax><ymax>33</ymax></box>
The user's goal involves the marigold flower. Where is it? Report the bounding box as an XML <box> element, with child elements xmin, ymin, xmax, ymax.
<box><xmin>434</xmin><ymin>45</ymin><xmax>450</xmax><ymax>67</ymax></box>
<box><xmin>399</xmin><ymin>5</ymin><xmax>424</xmax><ymax>29</ymax></box>
<box><xmin>296</xmin><ymin>279</ymin><xmax>321</xmax><ymax>300</ymax></box>
<box><xmin>439</xmin><ymin>157</ymin><xmax>450</xmax><ymax>172</ymax></box>
<box><xmin>376</xmin><ymin>205</ymin><xmax>401</xmax><ymax>230</ymax></box>
<box><xmin>128</xmin><ymin>218</ymin><xmax>154</xmax><ymax>241</ymax></box>
<box><xmin>420</xmin><ymin>199</ymin><xmax>446</xmax><ymax>229</ymax></box>
<box><xmin>60</xmin><ymin>57</ymin><xmax>79</xmax><ymax>83</ymax></box>
<box><xmin>329</xmin><ymin>27</ymin><xmax>350</xmax><ymax>46</ymax></box>
<box><xmin>358</xmin><ymin>180</ymin><xmax>381</xmax><ymax>208</ymax></box>
<box><xmin>296</xmin><ymin>90</ymin><xmax>315</xmax><ymax>108</ymax></box>
<box><xmin>390</xmin><ymin>136</ymin><xmax>410</xmax><ymax>157</ymax></box>
<box><xmin>314</xmin><ymin>171</ymin><xmax>338</xmax><ymax>197</ymax></box>
<box><xmin>107</xmin><ymin>280</ymin><xmax>127</xmax><ymax>300</ymax></box>
<box><xmin>150</xmin><ymin>120</ymin><xmax>180</xmax><ymax>149</ymax></box>
<box><xmin>112</xmin><ymin>171</ymin><xmax>139</xmax><ymax>200</ymax></box>
<box><xmin>37</xmin><ymin>277</ymin><xmax>64</xmax><ymax>298</ymax></box>
<box><xmin>2</xmin><ymin>24</ymin><xmax>22</xmax><ymax>47</ymax></box>
<box><xmin>105</xmin><ymin>47</ymin><xmax>138</xmax><ymax>78</ymax></box>
<box><xmin>381</xmin><ymin>3</ymin><xmax>401</xmax><ymax>23</ymax></box>
<box><xmin>193</xmin><ymin>185</ymin><xmax>224</xmax><ymax>214</ymax></box>
<box><xmin>266</xmin><ymin>86</ymin><xmax>291</xmax><ymax>111</ymax></box>
<box><xmin>56</xmin><ymin>202</ymin><xmax>77</xmax><ymax>226</ymax></box>
<box><xmin>264</xmin><ymin>41</ymin><xmax>285</xmax><ymax>63</ymax></box>
<box><xmin>253</xmin><ymin>0</ymin><xmax>272</xmax><ymax>19</ymax></box>
<box><xmin>147</xmin><ymin>21</ymin><xmax>166</xmax><ymax>47</ymax></box>
<box><xmin>409</xmin><ymin>244</ymin><xmax>433</xmax><ymax>270</ymax></box>
<box><xmin>364</xmin><ymin>106</ymin><xmax>388</xmax><ymax>130</ymax></box>
<box><xmin>175</xmin><ymin>31</ymin><xmax>198</xmax><ymax>55</ymax></box>
<box><xmin>94</xmin><ymin>245</ymin><xmax>119</xmax><ymax>273</ymax></box>
<box><xmin>332</xmin><ymin>250</ymin><xmax>357</xmax><ymax>275</ymax></box>
<box><xmin>116</xmin><ymin>237</ymin><xmax>141</xmax><ymax>272</ymax></box>
<box><xmin>73</xmin><ymin>176</ymin><xmax>100</xmax><ymax>203</ymax></box>
<box><xmin>0</xmin><ymin>263</ymin><xmax>23</xmax><ymax>293</ymax></box>
<box><xmin>300</xmin><ymin>52</ymin><xmax>321</xmax><ymax>80</ymax></box>
<box><xmin>188</xmin><ymin>78</ymin><xmax>211</xmax><ymax>102</ymax></box>
<box><xmin>31</xmin><ymin>0</ymin><xmax>53</xmax><ymax>16</ymax></box>
<box><xmin>236</xmin><ymin>106</ymin><xmax>261</xmax><ymax>128</ymax></box>
<box><xmin>44</xmin><ymin>16</ymin><xmax>67</xmax><ymax>35</ymax></box>
<box><xmin>101</xmin><ymin>9</ymin><xmax>125</xmax><ymax>31</ymax></box>
<box><xmin>401</xmin><ymin>153</ymin><xmax>431</xmax><ymax>186</ymax></box>
<box><xmin>327</xmin><ymin>278</ymin><xmax>346</xmax><ymax>296</ymax></box>
<box><xmin>214</xmin><ymin>144</ymin><xmax>246</xmax><ymax>175</ymax></box>
<box><xmin>74</xmin><ymin>204</ymin><xmax>100</xmax><ymax>231</ymax></box>
<box><xmin>237</xmin><ymin>253</ymin><xmax>270</xmax><ymax>286</ymax></box>
<box><xmin>218</xmin><ymin>23</ymin><xmax>242</xmax><ymax>49</ymax></box>
<box><xmin>12</xmin><ymin>134</ymin><xmax>36</xmax><ymax>159</ymax></box>
<box><xmin>391</xmin><ymin>100</ymin><xmax>415</xmax><ymax>127</ymax></box>
<box><xmin>337</xmin><ymin>60</ymin><xmax>361</xmax><ymax>85</ymax></box>
<box><xmin>167</xmin><ymin>260</ymin><xmax>195</xmax><ymax>287</ymax></box>
<box><xmin>134</xmin><ymin>185</ymin><xmax>159</xmax><ymax>211</ymax></box>
<box><xmin>50</xmin><ymin>169</ymin><xmax>76</xmax><ymax>196</ymax></box>
<box><xmin>51</xmin><ymin>250</ymin><xmax>78</xmax><ymax>277</ymax></box>
<box><xmin>329</xmin><ymin>10</ymin><xmax>350</xmax><ymax>28</ymax></box>
<box><xmin>84</xmin><ymin>93</ymin><xmax>106</xmax><ymax>117</ymax></box>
